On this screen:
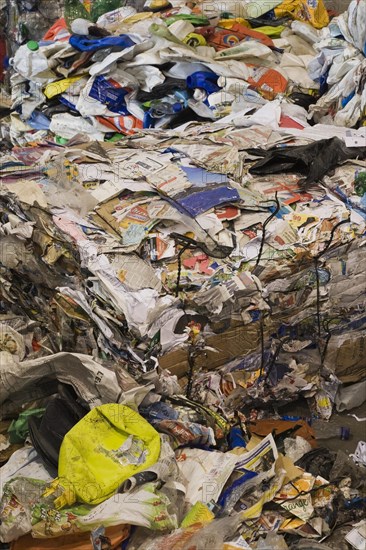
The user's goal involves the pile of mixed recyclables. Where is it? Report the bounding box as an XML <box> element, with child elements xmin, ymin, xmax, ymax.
<box><xmin>0</xmin><ymin>0</ymin><xmax>366</xmax><ymax>549</ymax></box>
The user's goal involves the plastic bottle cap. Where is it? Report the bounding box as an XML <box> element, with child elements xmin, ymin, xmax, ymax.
<box><xmin>173</xmin><ymin>103</ymin><xmax>183</xmax><ymax>113</ymax></box>
<box><xmin>193</xmin><ymin>89</ymin><xmax>207</xmax><ymax>101</ymax></box>
<box><xmin>27</xmin><ymin>40</ymin><xmax>39</xmax><ymax>51</ymax></box>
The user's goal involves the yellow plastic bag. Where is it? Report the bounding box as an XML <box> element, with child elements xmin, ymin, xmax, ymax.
<box><xmin>51</xmin><ymin>404</ymin><xmax>161</xmax><ymax>507</ymax></box>
<box><xmin>44</xmin><ymin>76</ymin><xmax>83</xmax><ymax>100</ymax></box>
<box><xmin>275</xmin><ymin>0</ymin><xmax>329</xmax><ymax>29</ymax></box>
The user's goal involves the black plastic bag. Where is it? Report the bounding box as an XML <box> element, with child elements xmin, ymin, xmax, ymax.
<box><xmin>249</xmin><ymin>137</ymin><xmax>366</xmax><ymax>186</ymax></box>
<box><xmin>28</xmin><ymin>384</ymin><xmax>88</xmax><ymax>471</ymax></box>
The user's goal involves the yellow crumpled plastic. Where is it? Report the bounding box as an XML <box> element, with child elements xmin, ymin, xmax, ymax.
<box><xmin>218</xmin><ymin>18</ymin><xmax>251</xmax><ymax>29</ymax></box>
<box><xmin>44</xmin><ymin>76</ymin><xmax>84</xmax><ymax>99</ymax></box>
<box><xmin>49</xmin><ymin>404</ymin><xmax>161</xmax><ymax>507</ymax></box>
<box><xmin>275</xmin><ymin>0</ymin><xmax>329</xmax><ymax>29</ymax></box>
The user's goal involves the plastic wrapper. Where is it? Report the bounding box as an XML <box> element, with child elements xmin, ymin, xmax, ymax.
<box><xmin>335</xmin><ymin>379</ymin><xmax>366</xmax><ymax>412</ymax></box>
<box><xmin>218</xmin><ymin>469</ymin><xmax>263</xmax><ymax>516</ymax></box>
<box><xmin>274</xmin><ymin>0</ymin><xmax>329</xmax><ymax>29</ymax></box>
<box><xmin>180</xmin><ymin>501</ymin><xmax>215</xmax><ymax>528</ymax></box>
<box><xmin>34</xmin><ymin>481</ymin><xmax>179</xmax><ymax>537</ymax></box>
<box><xmin>283</xmin><ymin>436</ymin><xmax>312</xmax><ymax>463</ymax></box>
<box><xmin>0</xmin><ymin>477</ymin><xmax>177</xmax><ymax>542</ymax></box>
<box><xmin>0</xmin><ymin>447</ymin><xmax>53</xmax><ymax>499</ymax></box>
<box><xmin>64</xmin><ymin>0</ymin><xmax>127</xmax><ymax>26</ymax></box>
<box><xmin>330</xmin><ymin>451</ymin><xmax>366</xmax><ymax>490</ymax></box>
<box><xmin>128</xmin><ymin>513</ymin><xmax>242</xmax><ymax>550</ymax></box>
<box><xmin>8</xmin><ymin>408</ymin><xmax>46</xmax><ymax>444</ymax></box>
<box><xmin>338</xmin><ymin>0</ymin><xmax>366</xmax><ymax>55</ymax></box>
<box><xmin>350</xmin><ymin>441</ymin><xmax>366</xmax><ymax>467</ymax></box>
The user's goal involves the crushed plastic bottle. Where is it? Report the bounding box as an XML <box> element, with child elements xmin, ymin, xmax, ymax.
<box><xmin>148</xmin><ymin>97</ymin><xmax>185</xmax><ymax>118</ymax></box>
<box><xmin>312</xmin><ymin>419</ymin><xmax>350</xmax><ymax>440</ymax></box>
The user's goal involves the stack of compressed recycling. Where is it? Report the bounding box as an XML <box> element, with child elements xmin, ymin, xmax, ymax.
<box><xmin>0</xmin><ymin>0</ymin><xmax>366</xmax><ymax>549</ymax></box>
<box><xmin>2</xmin><ymin>0</ymin><xmax>65</xmax><ymax>59</ymax></box>
<box><xmin>5</xmin><ymin>0</ymin><xmax>366</xmax><ymax>145</ymax></box>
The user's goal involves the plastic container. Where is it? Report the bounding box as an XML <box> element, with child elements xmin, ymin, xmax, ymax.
<box><xmin>312</xmin><ymin>419</ymin><xmax>350</xmax><ymax>440</ymax></box>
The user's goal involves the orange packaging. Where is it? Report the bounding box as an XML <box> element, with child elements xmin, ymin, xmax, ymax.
<box><xmin>207</xmin><ymin>23</ymin><xmax>275</xmax><ymax>50</ymax></box>
<box><xmin>43</xmin><ymin>18</ymin><xmax>71</xmax><ymax>42</ymax></box>
<box><xmin>96</xmin><ymin>115</ymin><xmax>143</xmax><ymax>135</ymax></box>
<box><xmin>247</xmin><ymin>66</ymin><xmax>288</xmax><ymax>99</ymax></box>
